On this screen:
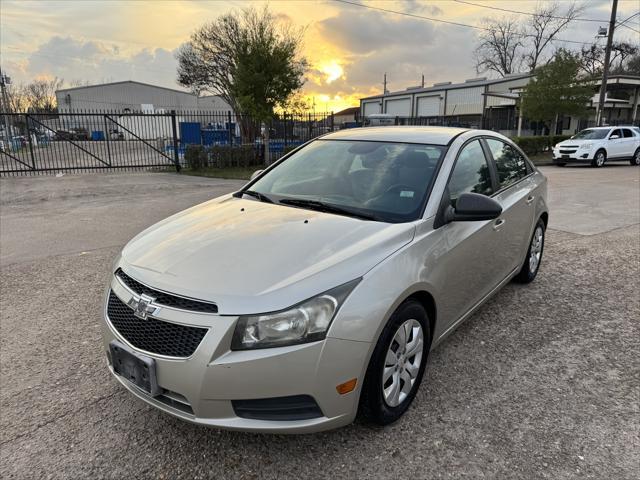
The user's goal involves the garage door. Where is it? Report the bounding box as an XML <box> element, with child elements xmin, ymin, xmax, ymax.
<box><xmin>363</xmin><ymin>101</ymin><xmax>381</xmax><ymax>117</ymax></box>
<box><xmin>417</xmin><ymin>96</ymin><xmax>441</xmax><ymax>117</ymax></box>
<box><xmin>385</xmin><ymin>98</ymin><xmax>411</xmax><ymax>116</ymax></box>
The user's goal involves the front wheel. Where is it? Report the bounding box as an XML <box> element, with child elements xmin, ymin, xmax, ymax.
<box><xmin>631</xmin><ymin>149</ymin><xmax>640</xmax><ymax>166</ymax></box>
<box><xmin>591</xmin><ymin>150</ymin><xmax>606</xmax><ymax>168</ymax></box>
<box><xmin>358</xmin><ymin>300</ymin><xmax>430</xmax><ymax>425</ymax></box>
<box><xmin>514</xmin><ymin>219</ymin><xmax>545</xmax><ymax>284</ymax></box>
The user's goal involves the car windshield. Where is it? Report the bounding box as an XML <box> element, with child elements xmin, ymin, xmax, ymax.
<box><xmin>247</xmin><ymin>140</ymin><xmax>446</xmax><ymax>223</ymax></box>
<box><xmin>571</xmin><ymin>129</ymin><xmax>609</xmax><ymax>140</ymax></box>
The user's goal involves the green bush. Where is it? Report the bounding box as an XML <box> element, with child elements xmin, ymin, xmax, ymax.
<box><xmin>185</xmin><ymin>145</ymin><xmax>207</xmax><ymax>169</ymax></box>
<box><xmin>511</xmin><ymin>134</ymin><xmax>575</xmax><ymax>155</ymax></box>
<box><xmin>208</xmin><ymin>145</ymin><xmax>256</xmax><ymax>168</ymax></box>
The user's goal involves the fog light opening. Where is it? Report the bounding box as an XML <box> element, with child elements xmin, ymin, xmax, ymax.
<box><xmin>336</xmin><ymin>378</ymin><xmax>357</xmax><ymax>395</ymax></box>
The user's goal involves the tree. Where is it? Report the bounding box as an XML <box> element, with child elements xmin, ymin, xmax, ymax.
<box><xmin>176</xmin><ymin>5</ymin><xmax>307</xmax><ymax>156</ymax></box>
<box><xmin>475</xmin><ymin>18</ymin><xmax>523</xmax><ymax>77</ymax></box>
<box><xmin>523</xmin><ymin>2</ymin><xmax>585</xmax><ymax>71</ymax></box>
<box><xmin>522</xmin><ymin>49</ymin><xmax>593</xmax><ymax>135</ymax></box>
<box><xmin>475</xmin><ymin>2</ymin><xmax>584</xmax><ymax>76</ymax></box>
<box><xmin>25</xmin><ymin>77</ymin><xmax>64</xmax><ymax>113</ymax></box>
<box><xmin>579</xmin><ymin>42</ymin><xmax>639</xmax><ymax>78</ymax></box>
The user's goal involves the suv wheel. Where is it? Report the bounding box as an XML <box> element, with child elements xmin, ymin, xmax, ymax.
<box><xmin>359</xmin><ymin>300</ymin><xmax>430</xmax><ymax>425</ymax></box>
<box><xmin>514</xmin><ymin>219</ymin><xmax>545</xmax><ymax>284</ymax></box>
<box><xmin>591</xmin><ymin>150</ymin><xmax>606</xmax><ymax>168</ymax></box>
<box><xmin>631</xmin><ymin>148</ymin><xmax>640</xmax><ymax>166</ymax></box>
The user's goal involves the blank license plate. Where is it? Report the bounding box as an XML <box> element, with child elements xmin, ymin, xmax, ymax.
<box><xmin>109</xmin><ymin>340</ymin><xmax>160</xmax><ymax>396</ymax></box>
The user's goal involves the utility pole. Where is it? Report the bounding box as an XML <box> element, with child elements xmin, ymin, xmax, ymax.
<box><xmin>383</xmin><ymin>73</ymin><xmax>387</xmax><ymax>94</ymax></box>
<box><xmin>596</xmin><ymin>0</ymin><xmax>618</xmax><ymax>126</ymax></box>
<box><xmin>421</xmin><ymin>74</ymin><xmax>425</xmax><ymax>88</ymax></box>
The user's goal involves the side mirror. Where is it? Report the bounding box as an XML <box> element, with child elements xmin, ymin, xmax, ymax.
<box><xmin>609</xmin><ymin>135</ymin><xmax>620</xmax><ymax>140</ymax></box>
<box><xmin>250</xmin><ymin>169</ymin><xmax>264</xmax><ymax>181</ymax></box>
<box><xmin>445</xmin><ymin>193</ymin><xmax>502</xmax><ymax>223</ymax></box>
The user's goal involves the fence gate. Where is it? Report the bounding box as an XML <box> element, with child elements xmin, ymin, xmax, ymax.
<box><xmin>0</xmin><ymin>112</ymin><xmax>180</xmax><ymax>176</ymax></box>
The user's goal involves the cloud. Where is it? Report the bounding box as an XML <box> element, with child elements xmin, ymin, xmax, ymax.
<box><xmin>17</xmin><ymin>36</ymin><xmax>181</xmax><ymax>90</ymax></box>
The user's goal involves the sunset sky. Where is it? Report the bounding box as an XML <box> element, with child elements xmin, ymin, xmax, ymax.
<box><xmin>1</xmin><ymin>0</ymin><xmax>639</xmax><ymax>112</ymax></box>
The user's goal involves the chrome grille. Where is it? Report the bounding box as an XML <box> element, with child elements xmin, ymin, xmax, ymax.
<box><xmin>115</xmin><ymin>268</ymin><xmax>218</xmax><ymax>313</ymax></box>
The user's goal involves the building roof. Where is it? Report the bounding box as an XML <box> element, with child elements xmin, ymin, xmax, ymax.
<box><xmin>56</xmin><ymin>80</ymin><xmax>193</xmax><ymax>96</ymax></box>
<box><xmin>322</xmin><ymin>126</ymin><xmax>468</xmax><ymax>145</ymax></box>
<box><xmin>334</xmin><ymin>106</ymin><xmax>360</xmax><ymax>116</ymax></box>
<box><xmin>361</xmin><ymin>73</ymin><xmax>533</xmax><ymax>101</ymax></box>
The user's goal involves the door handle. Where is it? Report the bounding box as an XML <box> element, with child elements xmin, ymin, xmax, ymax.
<box><xmin>526</xmin><ymin>195</ymin><xmax>535</xmax><ymax>205</ymax></box>
<box><xmin>493</xmin><ymin>218</ymin><xmax>506</xmax><ymax>230</ymax></box>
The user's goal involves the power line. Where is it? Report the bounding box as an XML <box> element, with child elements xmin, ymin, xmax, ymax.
<box><xmin>333</xmin><ymin>0</ymin><xmax>607</xmax><ymax>46</ymax></box>
<box><xmin>453</xmin><ymin>0</ymin><xmax>609</xmax><ymax>23</ymax></box>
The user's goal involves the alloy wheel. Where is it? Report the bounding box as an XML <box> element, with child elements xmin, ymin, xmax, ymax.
<box><xmin>382</xmin><ymin>319</ymin><xmax>424</xmax><ymax>407</ymax></box>
<box><xmin>596</xmin><ymin>152</ymin><xmax>605</xmax><ymax>167</ymax></box>
<box><xmin>634</xmin><ymin>150</ymin><xmax>640</xmax><ymax>165</ymax></box>
<box><xmin>529</xmin><ymin>226</ymin><xmax>544</xmax><ymax>274</ymax></box>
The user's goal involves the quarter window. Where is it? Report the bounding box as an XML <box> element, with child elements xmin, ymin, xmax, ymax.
<box><xmin>448</xmin><ymin>140</ymin><xmax>493</xmax><ymax>206</ymax></box>
<box><xmin>486</xmin><ymin>138</ymin><xmax>527</xmax><ymax>189</ymax></box>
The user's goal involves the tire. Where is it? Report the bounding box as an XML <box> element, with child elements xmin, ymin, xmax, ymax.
<box><xmin>358</xmin><ymin>300</ymin><xmax>430</xmax><ymax>426</ymax></box>
<box><xmin>514</xmin><ymin>218</ymin><xmax>545</xmax><ymax>284</ymax></box>
<box><xmin>591</xmin><ymin>149</ymin><xmax>606</xmax><ymax>168</ymax></box>
<box><xmin>631</xmin><ymin>148</ymin><xmax>640</xmax><ymax>166</ymax></box>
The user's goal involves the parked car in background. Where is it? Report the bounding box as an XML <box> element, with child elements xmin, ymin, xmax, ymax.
<box><xmin>552</xmin><ymin>126</ymin><xmax>640</xmax><ymax>167</ymax></box>
<box><xmin>54</xmin><ymin>128</ymin><xmax>90</xmax><ymax>141</ymax></box>
<box><xmin>102</xmin><ymin>126</ymin><xmax>548</xmax><ymax>433</ymax></box>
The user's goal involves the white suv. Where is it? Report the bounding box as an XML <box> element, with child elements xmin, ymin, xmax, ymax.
<box><xmin>552</xmin><ymin>126</ymin><xmax>640</xmax><ymax>167</ymax></box>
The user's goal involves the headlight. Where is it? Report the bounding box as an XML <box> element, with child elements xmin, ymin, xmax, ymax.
<box><xmin>231</xmin><ymin>280</ymin><xmax>360</xmax><ymax>350</ymax></box>
<box><xmin>580</xmin><ymin>143</ymin><xmax>592</xmax><ymax>149</ymax></box>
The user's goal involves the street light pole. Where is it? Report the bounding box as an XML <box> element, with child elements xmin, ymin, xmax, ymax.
<box><xmin>596</xmin><ymin>0</ymin><xmax>618</xmax><ymax>126</ymax></box>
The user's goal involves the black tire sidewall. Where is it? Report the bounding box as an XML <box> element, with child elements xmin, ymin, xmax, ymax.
<box><xmin>515</xmin><ymin>218</ymin><xmax>546</xmax><ymax>283</ymax></box>
<box><xmin>359</xmin><ymin>300</ymin><xmax>431</xmax><ymax>425</ymax></box>
<box><xmin>592</xmin><ymin>150</ymin><xmax>606</xmax><ymax>168</ymax></box>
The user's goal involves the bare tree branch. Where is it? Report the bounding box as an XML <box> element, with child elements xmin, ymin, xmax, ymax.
<box><xmin>475</xmin><ymin>18</ymin><xmax>524</xmax><ymax>77</ymax></box>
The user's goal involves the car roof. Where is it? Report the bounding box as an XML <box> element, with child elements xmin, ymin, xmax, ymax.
<box><xmin>321</xmin><ymin>126</ymin><xmax>469</xmax><ymax>145</ymax></box>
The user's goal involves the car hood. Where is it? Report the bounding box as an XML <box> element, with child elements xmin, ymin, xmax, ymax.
<box><xmin>118</xmin><ymin>196</ymin><xmax>415</xmax><ymax>314</ymax></box>
<box><xmin>556</xmin><ymin>139</ymin><xmax>591</xmax><ymax>147</ymax></box>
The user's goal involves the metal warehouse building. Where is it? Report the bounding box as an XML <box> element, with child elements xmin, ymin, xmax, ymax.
<box><xmin>56</xmin><ymin>80</ymin><xmax>231</xmax><ymax>113</ymax></box>
<box><xmin>360</xmin><ymin>74</ymin><xmax>640</xmax><ymax>136</ymax></box>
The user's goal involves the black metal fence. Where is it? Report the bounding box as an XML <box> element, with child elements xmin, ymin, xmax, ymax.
<box><xmin>0</xmin><ymin>110</ymin><xmax>338</xmax><ymax>176</ymax></box>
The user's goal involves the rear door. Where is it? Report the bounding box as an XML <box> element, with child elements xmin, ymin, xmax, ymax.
<box><xmin>484</xmin><ymin>138</ymin><xmax>537</xmax><ymax>276</ymax></box>
<box><xmin>621</xmin><ymin>128</ymin><xmax>637</xmax><ymax>157</ymax></box>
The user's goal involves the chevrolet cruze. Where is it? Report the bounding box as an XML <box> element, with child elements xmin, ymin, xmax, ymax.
<box><xmin>102</xmin><ymin>127</ymin><xmax>548</xmax><ymax>433</ymax></box>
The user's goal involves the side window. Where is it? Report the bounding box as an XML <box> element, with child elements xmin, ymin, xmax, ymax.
<box><xmin>622</xmin><ymin>129</ymin><xmax>633</xmax><ymax>138</ymax></box>
<box><xmin>486</xmin><ymin>138</ymin><xmax>527</xmax><ymax>189</ymax></box>
<box><xmin>448</xmin><ymin>140</ymin><xmax>493</xmax><ymax>206</ymax></box>
<box><xmin>610</xmin><ymin>129</ymin><xmax>622</xmax><ymax>139</ymax></box>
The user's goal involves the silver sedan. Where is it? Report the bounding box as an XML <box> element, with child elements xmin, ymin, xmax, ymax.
<box><xmin>102</xmin><ymin>126</ymin><xmax>548</xmax><ymax>433</ymax></box>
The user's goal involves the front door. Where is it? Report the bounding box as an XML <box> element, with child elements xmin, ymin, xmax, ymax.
<box><xmin>484</xmin><ymin>138</ymin><xmax>537</xmax><ymax>274</ymax></box>
<box><xmin>433</xmin><ymin>139</ymin><xmax>503</xmax><ymax>333</ymax></box>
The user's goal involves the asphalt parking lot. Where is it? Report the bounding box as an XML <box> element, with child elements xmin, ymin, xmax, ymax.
<box><xmin>1</xmin><ymin>165</ymin><xmax>639</xmax><ymax>479</ymax></box>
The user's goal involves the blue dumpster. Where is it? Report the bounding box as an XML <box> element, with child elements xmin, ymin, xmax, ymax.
<box><xmin>91</xmin><ymin>131</ymin><xmax>105</xmax><ymax>141</ymax></box>
<box><xmin>180</xmin><ymin>122</ymin><xmax>201</xmax><ymax>145</ymax></box>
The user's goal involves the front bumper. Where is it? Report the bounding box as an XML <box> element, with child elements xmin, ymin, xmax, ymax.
<box><xmin>552</xmin><ymin>149</ymin><xmax>593</xmax><ymax>162</ymax></box>
<box><xmin>101</xmin><ymin>276</ymin><xmax>371</xmax><ymax>433</ymax></box>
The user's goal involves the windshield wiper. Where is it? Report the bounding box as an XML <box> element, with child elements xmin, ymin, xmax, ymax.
<box><xmin>279</xmin><ymin>198</ymin><xmax>378</xmax><ymax>221</ymax></box>
<box><xmin>233</xmin><ymin>190</ymin><xmax>274</xmax><ymax>203</ymax></box>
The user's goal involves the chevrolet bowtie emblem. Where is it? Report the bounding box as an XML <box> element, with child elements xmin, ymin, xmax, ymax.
<box><xmin>128</xmin><ymin>293</ymin><xmax>157</xmax><ymax>320</ymax></box>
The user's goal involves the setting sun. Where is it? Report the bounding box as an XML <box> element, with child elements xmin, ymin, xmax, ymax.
<box><xmin>319</xmin><ymin>60</ymin><xmax>344</xmax><ymax>84</ymax></box>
